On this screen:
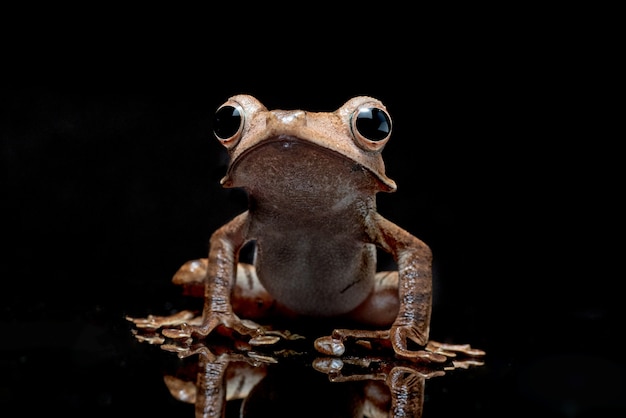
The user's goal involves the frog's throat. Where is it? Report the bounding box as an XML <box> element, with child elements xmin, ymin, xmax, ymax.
<box><xmin>221</xmin><ymin>136</ymin><xmax>397</xmax><ymax>193</ymax></box>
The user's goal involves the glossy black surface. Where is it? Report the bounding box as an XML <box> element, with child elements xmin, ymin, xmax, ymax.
<box><xmin>2</xmin><ymin>14</ymin><xmax>621</xmax><ymax>417</ymax></box>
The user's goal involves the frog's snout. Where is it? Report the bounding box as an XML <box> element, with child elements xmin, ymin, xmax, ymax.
<box><xmin>267</xmin><ymin>110</ymin><xmax>307</xmax><ymax>129</ymax></box>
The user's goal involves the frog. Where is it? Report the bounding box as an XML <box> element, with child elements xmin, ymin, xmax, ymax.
<box><xmin>162</xmin><ymin>94</ymin><xmax>438</xmax><ymax>362</ymax></box>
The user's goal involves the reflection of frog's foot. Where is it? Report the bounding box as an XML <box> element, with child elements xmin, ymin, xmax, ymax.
<box><xmin>162</xmin><ymin>341</ymin><xmax>212</xmax><ymax>358</ymax></box>
<box><xmin>312</xmin><ymin>356</ymin><xmax>438</xmax><ymax>418</ymax></box>
<box><xmin>313</xmin><ymin>357</ymin><xmax>446</xmax><ymax>381</ymax></box>
<box><xmin>311</xmin><ymin>356</ymin><xmax>345</xmax><ymax>375</ymax></box>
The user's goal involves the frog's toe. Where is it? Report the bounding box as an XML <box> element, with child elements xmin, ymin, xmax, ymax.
<box><xmin>413</xmin><ymin>350</ymin><xmax>448</xmax><ymax>363</ymax></box>
<box><xmin>314</xmin><ymin>336</ymin><xmax>346</xmax><ymax>356</ymax></box>
<box><xmin>427</xmin><ymin>341</ymin><xmax>486</xmax><ymax>358</ymax></box>
<box><xmin>249</xmin><ymin>335</ymin><xmax>281</xmax><ymax>346</ymax></box>
<box><xmin>162</xmin><ymin>327</ymin><xmax>193</xmax><ymax>339</ymax></box>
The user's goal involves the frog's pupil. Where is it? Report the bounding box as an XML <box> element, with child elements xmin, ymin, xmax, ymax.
<box><xmin>214</xmin><ymin>105</ymin><xmax>242</xmax><ymax>139</ymax></box>
<box><xmin>355</xmin><ymin>108</ymin><xmax>391</xmax><ymax>141</ymax></box>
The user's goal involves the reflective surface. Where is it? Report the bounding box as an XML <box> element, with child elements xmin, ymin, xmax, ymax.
<box><xmin>127</xmin><ymin>312</ymin><xmax>485</xmax><ymax>417</ymax></box>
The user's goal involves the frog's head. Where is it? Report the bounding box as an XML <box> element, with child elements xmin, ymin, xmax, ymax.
<box><xmin>212</xmin><ymin>94</ymin><xmax>397</xmax><ymax>194</ymax></box>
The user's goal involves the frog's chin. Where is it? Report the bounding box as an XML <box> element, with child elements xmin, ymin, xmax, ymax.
<box><xmin>221</xmin><ymin>136</ymin><xmax>396</xmax><ymax>193</ymax></box>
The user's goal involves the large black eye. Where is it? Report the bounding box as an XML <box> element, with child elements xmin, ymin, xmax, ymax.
<box><xmin>213</xmin><ymin>103</ymin><xmax>243</xmax><ymax>144</ymax></box>
<box><xmin>354</xmin><ymin>107</ymin><xmax>392</xmax><ymax>142</ymax></box>
<box><xmin>351</xmin><ymin>105</ymin><xmax>392</xmax><ymax>151</ymax></box>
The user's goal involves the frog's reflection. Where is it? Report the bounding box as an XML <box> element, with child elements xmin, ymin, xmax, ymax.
<box><xmin>128</xmin><ymin>314</ymin><xmax>484</xmax><ymax>418</ymax></box>
<box><xmin>168</xmin><ymin>349</ymin><xmax>384</xmax><ymax>418</ymax></box>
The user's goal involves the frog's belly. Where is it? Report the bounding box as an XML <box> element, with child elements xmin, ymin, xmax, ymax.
<box><xmin>254</xmin><ymin>239</ymin><xmax>377</xmax><ymax>317</ymax></box>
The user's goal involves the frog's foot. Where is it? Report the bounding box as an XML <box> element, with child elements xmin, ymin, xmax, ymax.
<box><xmin>314</xmin><ymin>328</ymin><xmax>448</xmax><ymax>363</ymax></box>
<box><xmin>126</xmin><ymin>310</ymin><xmax>199</xmax><ymax>330</ymax></box>
<box><xmin>425</xmin><ymin>340</ymin><xmax>486</xmax><ymax>358</ymax></box>
<box><xmin>314</xmin><ymin>329</ymin><xmax>393</xmax><ymax>357</ymax></box>
<box><xmin>161</xmin><ymin>313</ymin><xmax>265</xmax><ymax>341</ymax></box>
<box><xmin>424</xmin><ymin>340</ymin><xmax>486</xmax><ymax>369</ymax></box>
<box><xmin>161</xmin><ymin>325</ymin><xmax>196</xmax><ymax>339</ymax></box>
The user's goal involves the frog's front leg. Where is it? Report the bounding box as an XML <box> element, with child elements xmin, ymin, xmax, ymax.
<box><xmin>163</xmin><ymin>211</ymin><xmax>263</xmax><ymax>340</ymax></box>
<box><xmin>316</xmin><ymin>214</ymin><xmax>440</xmax><ymax>362</ymax></box>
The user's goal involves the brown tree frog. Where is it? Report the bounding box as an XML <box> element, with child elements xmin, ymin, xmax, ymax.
<box><xmin>162</xmin><ymin>95</ymin><xmax>438</xmax><ymax>361</ymax></box>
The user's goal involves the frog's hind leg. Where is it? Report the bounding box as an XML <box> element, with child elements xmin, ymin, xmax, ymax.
<box><xmin>314</xmin><ymin>271</ymin><xmax>446</xmax><ymax>362</ymax></box>
<box><xmin>172</xmin><ymin>259</ymin><xmax>283</xmax><ymax>321</ymax></box>
<box><xmin>348</xmin><ymin>271</ymin><xmax>400</xmax><ymax>327</ymax></box>
<box><xmin>172</xmin><ymin>258</ymin><xmax>209</xmax><ymax>297</ymax></box>
<box><xmin>230</xmin><ymin>263</ymin><xmax>286</xmax><ymax>320</ymax></box>
<box><xmin>312</xmin><ymin>271</ymin><xmax>399</xmax><ymax>356</ymax></box>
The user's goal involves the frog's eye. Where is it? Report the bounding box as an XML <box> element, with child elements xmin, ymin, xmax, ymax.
<box><xmin>351</xmin><ymin>105</ymin><xmax>392</xmax><ymax>151</ymax></box>
<box><xmin>213</xmin><ymin>101</ymin><xmax>244</xmax><ymax>148</ymax></box>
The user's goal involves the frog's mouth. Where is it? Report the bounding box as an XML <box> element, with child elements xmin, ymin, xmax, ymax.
<box><xmin>221</xmin><ymin>135</ymin><xmax>397</xmax><ymax>193</ymax></box>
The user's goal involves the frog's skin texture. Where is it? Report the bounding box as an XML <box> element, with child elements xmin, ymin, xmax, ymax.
<box><xmin>164</xmin><ymin>95</ymin><xmax>435</xmax><ymax>361</ymax></box>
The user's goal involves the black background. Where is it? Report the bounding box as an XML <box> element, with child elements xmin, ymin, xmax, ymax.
<box><xmin>2</xmin><ymin>7</ymin><xmax>622</xmax><ymax>417</ymax></box>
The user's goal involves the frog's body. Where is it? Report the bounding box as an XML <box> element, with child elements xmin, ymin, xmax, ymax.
<box><xmin>165</xmin><ymin>95</ymin><xmax>436</xmax><ymax>360</ymax></box>
<box><xmin>235</xmin><ymin>138</ymin><xmax>379</xmax><ymax>317</ymax></box>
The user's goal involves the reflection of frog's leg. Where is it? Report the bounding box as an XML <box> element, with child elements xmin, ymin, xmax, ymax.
<box><xmin>164</xmin><ymin>351</ymin><xmax>270</xmax><ymax>412</ymax></box>
<box><xmin>313</xmin><ymin>357</ymin><xmax>437</xmax><ymax>418</ymax></box>
<box><xmin>224</xmin><ymin>360</ymin><xmax>267</xmax><ymax>402</ymax></box>
<box><xmin>387</xmin><ymin>366</ymin><xmax>428</xmax><ymax>418</ymax></box>
<box><xmin>328</xmin><ymin>366</ymin><xmax>430</xmax><ymax>418</ymax></box>
<box><xmin>362</xmin><ymin>381</ymin><xmax>392</xmax><ymax>418</ymax></box>
<box><xmin>195</xmin><ymin>353</ymin><xmax>229</xmax><ymax>417</ymax></box>
<box><xmin>164</xmin><ymin>375</ymin><xmax>198</xmax><ymax>404</ymax></box>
